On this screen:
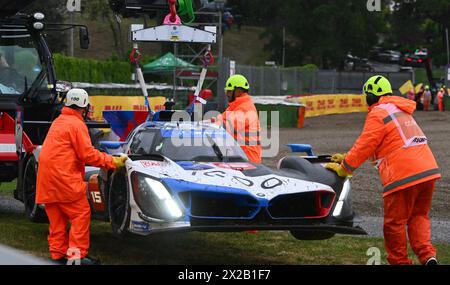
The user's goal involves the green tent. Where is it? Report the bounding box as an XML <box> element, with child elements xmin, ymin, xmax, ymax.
<box><xmin>142</xmin><ymin>52</ymin><xmax>200</xmax><ymax>74</ymax></box>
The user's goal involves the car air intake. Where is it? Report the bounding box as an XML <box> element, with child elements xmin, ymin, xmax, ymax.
<box><xmin>179</xmin><ymin>191</ymin><xmax>259</xmax><ymax>219</ymax></box>
<box><xmin>268</xmin><ymin>191</ymin><xmax>335</xmax><ymax>219</ymax></box>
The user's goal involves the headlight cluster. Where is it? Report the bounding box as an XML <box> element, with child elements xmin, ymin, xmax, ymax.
<box><xmin>33</xmin><ymin>12</ymin><xmax>45</xmax><ymax>30</ymax></box>
<box><xmin>131</xmin><ymin>172</ymin><xmax>182</xmax><ymax>221</ymax></box>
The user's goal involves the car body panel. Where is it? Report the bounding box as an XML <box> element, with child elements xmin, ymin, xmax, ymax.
<box><xmin>86</xmin><ymin>120</ymin><xmax>366</xmax><ymax>237</ymax></box>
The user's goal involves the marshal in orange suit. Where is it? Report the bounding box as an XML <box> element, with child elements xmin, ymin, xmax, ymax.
<box><xmin>36</xmin><ymin>88</ymin><xmax>127</xmax><ymax>265</ymax></box>
<box><xmin>325</xmin><ymin>76</ymin><xmax>441</xmax><ymax>265</ymax></box>
<box><xmin>215</xmin><ymin>74</ymin><xmax>262</xmax><ymax>163</ymax></box>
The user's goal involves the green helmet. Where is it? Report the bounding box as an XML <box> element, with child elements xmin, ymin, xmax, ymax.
<box><xmin>225</xmin><ymin>74</ymin><xmax>250</xmax><ymax>91</ymax></box>
<box><xmin>363</xmin><ymin>75</ymin><xmax>393</xmax><ymax>96</ymax></box>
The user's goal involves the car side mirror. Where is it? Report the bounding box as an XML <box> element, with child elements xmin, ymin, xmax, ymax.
<box><xmin>79</xmin><ymin>26</ymin><xmax>90</xmax><ymax>49</ymax></box>
<box><xmin>55</xmin><ymin>80</ymin><xmax>73</xmax><ymax>93</ymax></box>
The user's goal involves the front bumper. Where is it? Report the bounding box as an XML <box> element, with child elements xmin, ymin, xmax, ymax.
<box><xmin>134</xmin><ymin>213</ymin><xmax>367</xmax><ymax>235</ymax></box>
<box><xmin>133</xmin><ymin>209</ymin><xmax>367</xmax><ymax>236</ymax></box>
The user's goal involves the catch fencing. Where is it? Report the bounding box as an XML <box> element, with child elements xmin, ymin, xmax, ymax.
<box><xmin>235</xmin><ymin>65</ymin><xmax>414</xmax><ymax>96</ymax></box>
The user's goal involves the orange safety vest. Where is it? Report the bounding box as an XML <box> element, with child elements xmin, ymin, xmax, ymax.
<box><xmin>342</xmin><ymin>96</ymin><xmax>441</xmax><ymax>197</ymax></box>
<box><xmin>216</xmin><ymin>94</ymin><xmax>262</xmax><ymax>163</ymax></box>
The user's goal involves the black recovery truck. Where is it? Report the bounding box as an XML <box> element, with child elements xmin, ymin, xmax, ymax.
<box><xmin>0</xmin><ymin>0</ymin><xmax>106</xmax><ymax>222</ymax></box>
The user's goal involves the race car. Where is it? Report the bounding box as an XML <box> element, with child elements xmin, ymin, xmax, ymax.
<box><xmin>82</xmin><ymin>111</ymin><xmax>366</xmax><ymax>240</ymax></box>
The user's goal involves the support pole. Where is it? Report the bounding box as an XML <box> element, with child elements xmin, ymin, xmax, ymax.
<box><xmin>446</xmin><ymin>27</ymin><xmax>449</xmax><ymax>64</ymax></box>
<box><xmin>173</xmin><ymin>43</ymin><xmax>178</xmax><ymax>99</ymax></box>
<box><xmin>69</xmin><ymin>12</ymin><xmax>74</xmax><ymax>57</ymax></box>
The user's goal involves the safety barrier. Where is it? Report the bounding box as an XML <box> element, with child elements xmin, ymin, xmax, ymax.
<box><xmin>285</xmin><ymin>94</ymin><xmax>368</xmax><ymax>117</ymax></box>
<box><xmin>89</xmin><ymin>95</ymin><xmax>166</xmax><ymax>122</ymax></box>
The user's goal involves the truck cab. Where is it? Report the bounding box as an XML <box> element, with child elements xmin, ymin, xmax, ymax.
<box><xmin>0</xmin><ymin>11</ymin><xmax>59</xmax><ymax>182</ymax></box>
<box><xmin>1</xmin><ymin>3</ymin><xmax>90</xmax><ymax>221</ymax></box>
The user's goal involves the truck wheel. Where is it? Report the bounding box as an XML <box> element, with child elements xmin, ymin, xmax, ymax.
<box><xmin>108</xmin><ymin>170</ymin><xmax>131</xmax><ymax>238</ymax></box>
<box><xmin>290</xmin><ymin>230</ymin><xmax>335</xmax><ymax>240</ymax></box>
<box><xmin>23</xmin><ymin>156</ymin><xmax>48</xmax><ymax>223</ymax></box>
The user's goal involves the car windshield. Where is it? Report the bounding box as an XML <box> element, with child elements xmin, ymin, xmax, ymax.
<box><xmin>129</xmin><ymin>129</ymin><xmax>249</xmax><ymax>162</ymax></box>
<box><xmin>0</xmin><ymin>26</ymin><xmax>46</xmax><ymax>95</ymax></box>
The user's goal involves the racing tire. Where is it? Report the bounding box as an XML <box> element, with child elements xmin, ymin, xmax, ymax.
<box><xmin>23</xmin><ymin>156</ymin><xmax>48</xmax><ymax>223</ymax></box>
<box><xmin>290</xmin><ymin>230</ymin><xmax>335</xmax><ymax>241</ymax></box>
<box><xmin>108</xmin><ymin>170</ymin><xmax>131</xmax><ymax>238</ymax></box>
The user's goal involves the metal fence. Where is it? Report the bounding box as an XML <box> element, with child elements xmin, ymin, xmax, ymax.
<box><xmin>235</xmin><ymin>65</ymin><xmax>414</xmax><ymax>96</ymax></box>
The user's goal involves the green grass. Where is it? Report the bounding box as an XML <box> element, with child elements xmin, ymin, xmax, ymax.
<box><xmin>1</xmin><ymin>182</ymin><xmax>449</xmax><ymax>265</ymax></box>
<box><xmin>1</xmin><ymin>213</ymin><xmax>449</xmax><ymax>265</ymax></box>
<box><xmin>0</xmin><ymin>180</ymin><xmax>16</xmax><ymax>196</ymax></box>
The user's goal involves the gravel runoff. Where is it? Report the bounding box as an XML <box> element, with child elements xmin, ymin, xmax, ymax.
<box><xmin>0</xmin><ymin>194</ymin><xmax>24</xmax><ymax>214</ymax></box>
<box><xmin>358</xmin><ymin>216</ymin><xmax>450</xmax><ymax>244</ymax></box>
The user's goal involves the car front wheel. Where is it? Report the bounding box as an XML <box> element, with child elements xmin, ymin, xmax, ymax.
<box><xmin>108</xmin><ymin>170</ymin><xmax>131</xmax><ymax>238</ymax></box>
<box><xmin>23</xmin><ymin>156</ymin><xmax>48</xmax><ymax>223</ymax></box>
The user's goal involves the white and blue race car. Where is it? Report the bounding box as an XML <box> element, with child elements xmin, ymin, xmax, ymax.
<box><xmin>81</xmin><ymin>114</ymin><xmax>366</xmax><ymax>240</ymax></box>
<box><xmin>23</xmin><ymin>111</ymin><xmax>366</xmax><ymax>240</ymax></box>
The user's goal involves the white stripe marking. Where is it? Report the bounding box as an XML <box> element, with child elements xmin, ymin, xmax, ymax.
<box><xmin>0</xmin><ymin>144</ymin><xmax>16</xmax><ymax>153</ymax></box>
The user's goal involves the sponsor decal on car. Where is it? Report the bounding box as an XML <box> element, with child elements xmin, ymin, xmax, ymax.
<box><xmin>176</xmin><ymin>161</ymin><xmax>214</xmax><ymax>170</ymax></box>
<box><xmin>131</xmin><ymin>221</ymin><xmax>151</xmax><ymax>232</ymax></box>
<box><xmin>140</xmin><ymin>161</ymin><xmax>162</xmax><ymax>168</ymax></box>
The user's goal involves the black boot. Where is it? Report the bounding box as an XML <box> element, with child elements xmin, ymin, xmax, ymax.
<box><xmin>425</xmin><ymin>257</ymin><xmax>438</xmax><ymax>265</ymax></box>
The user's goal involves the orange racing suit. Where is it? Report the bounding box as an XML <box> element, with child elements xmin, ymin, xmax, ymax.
<box><xmin>216</xmin><ymin>93</ymin><xmax>262</xmax><ymax>163</ymax></box>
<box><xmin>36</xmin><ymin>107</ymin><xmax>116</xmax><ymax>260</ymax></box>
<box><xmin>341</xmin><ymin>95</ymin><xmax>440</xmax><ymax>265</ymax></box>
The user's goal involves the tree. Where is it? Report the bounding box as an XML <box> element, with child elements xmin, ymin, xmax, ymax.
<box><xmin>390</xmin><ymin>0</ymin><xmax>450</xmax><ymax>65</ymax></box>
<box><xmin>260</xmin><ymin>0</ymin><xmax>387</xmax><ymax>68</ymax></box>
<box><xmin>85</xmin><ymin>0</ymin><xmax>126</xmax><ymax>59</ymax></box>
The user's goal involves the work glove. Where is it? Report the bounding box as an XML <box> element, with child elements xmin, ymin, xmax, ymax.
<box><xmin>331</xmin><ymin>153</ymin><xmax>347</xmax><ymax>164</ymax></box>
<box><xmin>112</xmin><ymin>155</ymin><xmax>128</xmax><ymax>169</ymax></box>
<box><xmin>325</xmin><ymin>162</ymin><xmax>350</xmax><ymax>178</ymax></box>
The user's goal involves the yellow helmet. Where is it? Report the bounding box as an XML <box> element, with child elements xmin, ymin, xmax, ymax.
<box><xmin>363</xmin><ymin>75</ymin><xmax>393</xmax><ymax>96</ymax></box>
<box><xmin>225</xmin><ymin>74</ymin><xmax>250</xmax><ymax>91</ymax></box>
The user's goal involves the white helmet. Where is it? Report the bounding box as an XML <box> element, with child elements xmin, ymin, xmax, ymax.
<box><xmin>65</xmin><ymin>88</ymin><xmax>90</xmax><ymax>108</ymax></box>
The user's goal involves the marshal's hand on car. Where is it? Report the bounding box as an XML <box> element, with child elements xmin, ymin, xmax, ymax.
<box><xmin>113</xmin><ymin>155</ymin><xmax>128</xmax><ymax>169</ymax></box>
<box><xmin>331</xmin><ymin>153</ymin><xmax>346</xmax><ymax>164</ymax></box>
<box><xmin>325</xmin><ymin>162</ymin><xmax>350</xmax><ymax>178</ymax></box>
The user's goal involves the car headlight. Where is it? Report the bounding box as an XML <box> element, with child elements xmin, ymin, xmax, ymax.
<box><xmin>131</xmin><ymin>172</ymin><xmax>182</xmax><ymax>221</ymax></box>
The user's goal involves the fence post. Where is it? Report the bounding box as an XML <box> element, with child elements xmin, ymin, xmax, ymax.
<box><xmin>332</xmin><ymin>71</ymin><xmax>336</xmax><ymax>94</ymax></box>
<box><xmin>278</xmin><ymin>68</ymin><xmax>282</xmax><ymax>96</ymax></box>
<box><xmin>312</xmin><ymin>71</ymin><xmax>317</xmax><ymax>93</ymax></box>
<box><xmin>218</xmin><ymin>57</ymin><xmax>230</xmax><ymax>112</ymax></box>
<box><xmin>260</xmin><ymin>67</ymin><xmax>265</xmax><ymax>96</ymax></box>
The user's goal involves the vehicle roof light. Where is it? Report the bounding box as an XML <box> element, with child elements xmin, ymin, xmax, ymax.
<box><xmin>33</xmin><ymin>22</ymin><xmax>44</xmax><ymax>30</ymax></box>
<box><xmin>33</xmin><ymin>12</ymin><xmax>45</xmax><ymax>20</ymax></box>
